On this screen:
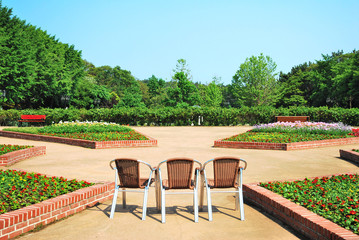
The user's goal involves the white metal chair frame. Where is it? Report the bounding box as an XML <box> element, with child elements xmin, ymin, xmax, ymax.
<box><xmin>200</xmin><ymin>157</ymin><xmax>247</xmax><ymax>221</ymax></box>
<box><xmin>109</xmin><ymin>159</ymin><xmax>154</xmax><ymax>220</ymax></box>
<box><xmin>156</xmin><ymin>158</ymin><xmax>202</xmax><ymax>223</ymax></box>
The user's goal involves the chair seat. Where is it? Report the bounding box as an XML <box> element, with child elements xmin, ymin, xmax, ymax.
<box><xmin>162</xmin><ymin>179</ymin><xmax>195</xmax><ymax>190</ymax></box>
<box><xmin>118</xmin><ymin>178</ymin><xmax>154</xmax><ymax>189</ymax></box>
<box><xmin>206</xmin><ymin>179</ymin><xmax>238</xmax><ymax>188</ymax></box>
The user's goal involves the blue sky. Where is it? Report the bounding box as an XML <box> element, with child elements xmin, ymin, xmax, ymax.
<box><xmin>2</xmin><ymin>0</ymin><xmax>359</xmax><ymax>84</ymax></box>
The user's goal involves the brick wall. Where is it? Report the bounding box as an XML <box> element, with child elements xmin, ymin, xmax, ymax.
<box><xmin>0</xmin><ymin>182</ymin><xmax>115</xmax><ymax>240</ymax></box>
<box><xmin>0</xmin><ymin>146</ymin><xmax>46</xmax><ymax>166</ymax></box>
<box><xmin>214</xmin><ymin>137</ymin><xmax>359</xmax><ymax>151</ymax></box>
<box><xmin>0</xmin><ymin>131</ymin><xmax>157</xmax><ymax>149</ymax></box>
<box><xmin>243</xmin><ymin>183</ymin><xmax>358</xmax><ymax>239</ymax></box>
<box><xmin>340</xmin><ymin>149</ymin><xmax>359</xmax><ymax>164</ymax></box>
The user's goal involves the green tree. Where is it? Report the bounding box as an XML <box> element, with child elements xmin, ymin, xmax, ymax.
<box><xmin>202</xmin><ymin>77</ymin><xmax>223</xmax><ymax>107</ymax></box>
<box><xmin>231</xmin><ymin>53</ymin><xmax>280</xmax><ymax>107</ymax></box>
<box><xmin>166</xmin><ymin>59</ymin><xmax>200</xmax><ymax>107</ymax></box>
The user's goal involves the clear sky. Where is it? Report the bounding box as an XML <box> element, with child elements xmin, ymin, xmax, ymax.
<box><xmin>2</xmin><ymin>0</ymin><xmax>358</xmax><ymax>85</ymax></box>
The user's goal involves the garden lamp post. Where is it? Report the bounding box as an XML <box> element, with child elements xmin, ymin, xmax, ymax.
<box><xmin>61</xmin><ymin>95</ymin><xmax>70</xmax><ymax>108</ymax></box>
<box><xmin>94</xmin><ymin>98</ymin><xmax>100</xmax><ymax>108</ymax></box>
<box><xmin>0</xmin><ymin>90</ymin><xmax>5</xmax><ymax>110</ymax></box>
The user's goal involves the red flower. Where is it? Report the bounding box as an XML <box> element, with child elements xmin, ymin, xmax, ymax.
<box><xmin>350</xmin><ymin>210</ymin><xmax>357</xmax><ymax>215</ymax></box>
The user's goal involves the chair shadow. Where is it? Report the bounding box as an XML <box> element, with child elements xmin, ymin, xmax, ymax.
<box><xmin>87</xmin><ymin>200</ymin><xmax>241</xmax><ymax>222</ymax></box>
<box><xmin>335</xmin><ymin>156</ymin><xmax>359</xmax><ymax>167</ymax></box>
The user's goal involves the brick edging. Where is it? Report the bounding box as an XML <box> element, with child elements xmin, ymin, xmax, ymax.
<box><xmin>214</xmin><ymin>137</ymin><xmax>359</xmax><ymax>151</ymax></box>
<box><xmin>0</xmin><ymin>181</ymin><xmax>115</xmax><ymax>240</ymax></box>
<box><xmin>340</xmin><ymin>149</ymin><xmax>359</xmax><ymax>164</ymax></box>
<box><xmin>0</xmin><ymin>130</ymin><xmax>157</xmax><ymax>149</ymax></box>
<box><xmin>244</xmin><ymin>180</ymin><xmax>358</xmax><ymax>239</ymax></box>
<box><xmin>0</xmin><ymin>146</ymin><xmax>46</xmax><ymax>166</ymax></box>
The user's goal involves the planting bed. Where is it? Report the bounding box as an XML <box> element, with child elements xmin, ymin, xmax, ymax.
<box><xmin>340</xmin><ymin>149</ymin><xmax>359</xmax><ymax>164</ymax></box>
<box><xmin>215</xmin><ymin>137</ymin><xmax>359</xmax><ymax>151</ymax></box>
<box><xmin>0</xmin><ymin>182</ymin><xmax>114</xmax><ymax>240</ymax></box>
<box><xmin>215</xmin><ymin>121</ymin><xmax>359</xmax><ymax>151</ymax></box>
<box><xmin>0</xmin><ymin>130</ymin><xmax>157</xmax><ymax>149</ymax></box>
<box><xmin>0</xmin><ymin>121</ymin><xmax>157</xmax><ymax>149</ymax></box>
<box><xmin>244</xmin><ymin>180</ymin><xmax>359</xmax><ymax>239</ymax></box>
<box><xmin>0</xmin><ymin>146</ymin><xmax>46</xmax><ymax>166</ymax></box>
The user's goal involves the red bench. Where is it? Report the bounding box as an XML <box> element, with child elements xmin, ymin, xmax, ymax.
<box><xmin>19</xmin><ymin>115</ymin><xmax>46</xmax><ymax>123</ymax></box>
<box><xmin>275</xmin><ymin>116</ymin><xmax>309</xmax><ymax>122</ymax></box>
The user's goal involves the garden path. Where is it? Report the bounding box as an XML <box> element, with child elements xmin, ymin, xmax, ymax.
<box><xmin>1</xmin><ymin>126</ymin><xmax>358</xmax><ymax>240</ymax></box>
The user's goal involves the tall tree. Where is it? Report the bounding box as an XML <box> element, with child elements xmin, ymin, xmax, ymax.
<box><xmin>231</xmin><ymin>53</ymin><xmax>280</xmax><ymax>107</ymax></box>
<box><xmin>202</xmin><ymin>77</ymin><xmax>223</xmax><ymax>107</ymax></box>
<box><xmin>166</xmin><ymin>59</ymin><xmax>200</xmax><ymax>106</ymax></box>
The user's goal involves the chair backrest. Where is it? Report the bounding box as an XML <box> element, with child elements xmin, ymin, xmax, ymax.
<box><xmin>114</xmin><ymin>158</ymin><xmax>140</xmax><ymax>188</ymax></box>
<box><xmin>164</xmin><ymin>158</ymin><xmax>195</xmax><ymax>189</ymax></box>
<box><xmin>210</xmin><ymin>157</ymin><xmax>243</xmax><ymax>188</ymax></box>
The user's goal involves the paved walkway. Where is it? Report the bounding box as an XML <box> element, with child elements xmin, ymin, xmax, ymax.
<box><xmin>1</xmin><ymin>126</ymin><xmax>358</xmax><ymax>240</ymax></box>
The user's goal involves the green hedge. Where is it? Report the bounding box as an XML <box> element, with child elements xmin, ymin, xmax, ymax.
<box><xmin>1</xmin><ymin>106</ymin><xmax>359</xmax><ymax>126</ymax></box>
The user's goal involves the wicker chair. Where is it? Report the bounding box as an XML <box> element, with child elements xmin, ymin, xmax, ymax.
<box><xmin>109</xmin><ymin>158</ymin><xmax>154</xmax><ymax>220</ymax></box>
<box><xmin>200</xmin><ymin>157</ymin><xmax>247</xmax><ymax>221</ymax></box>
<box><xmin>156</xmin><ymin>158</ymin><xmax>202</xmax><ymax>223</ymax></box>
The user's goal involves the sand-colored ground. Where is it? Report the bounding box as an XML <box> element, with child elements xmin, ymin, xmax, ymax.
<box><xmin>1</xmin><ymin>126</ymin><xmax>358</xmax><ymax>240</ymax></box>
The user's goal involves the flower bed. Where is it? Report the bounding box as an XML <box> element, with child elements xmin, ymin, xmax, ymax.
<box><xmin>244</xmin><ymin>179</ymin><xmax>359</xmax><ymax>239</ymax></box>
<box><xmin>0</xmin><ymin>170</ymin><xmax>114</xmax><ymax>240</ymax></box>
<box><xmin>258</xmin><ymin>174</ymin><xmax>359</xmax><ymax>235</ymax></box>
<box><xmin>1</xmin><ymin>121</ymin><xmax>157</xmax><ymax>149</ymax></box>
<box><xmin>0</xmin><ymin>170</ymin><xmax>94</xmax><ymax>215</ymax></box>
<box><xmin>0</xmin><ymin>146</ymin><xmax>46</xmax><ymax>166</ymax></box>
<box><xmin>0</xmin><ymin>145</ymin><xmax>33</xmax><ymax>155</ymax></box>
<box><xmin>215</xmin><ymin>122</ymin><xmax>359</xmax><ymax>150</ymax></box>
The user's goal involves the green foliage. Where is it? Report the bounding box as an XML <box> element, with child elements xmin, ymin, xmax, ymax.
<box><xmin>0</xmin><ymin>3</ymin><xmax>85</xmax><ymax>109</ymax></box>
<box><xmin>279</xmin><ymin>50</ymin><xmax>359</xmax><ymax>108</ymax></box>
<box><xmin>1</xmin><ymin>107</ymin><xmax>359</xmax><ymax>127</ymax></box>
<box><xmin>232</xmin><ymin>53</ymin><xmax>281</xmax><ymax>107</ymax></box>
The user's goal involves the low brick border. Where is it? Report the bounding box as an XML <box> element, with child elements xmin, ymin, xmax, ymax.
<box><xmin>0</xmin><ymin>146</ymin><xmax>46</xmax><ymax>166</ymax></box>
<box><xmin>340</xmin><ymin>149</ymin><xmax>359</xmax><ymax>164</ymax></box>
<box><xmin>0</xmin><ymin>130</ymin><xmax>157</xmax><ymax>149</ymax></box>
<box><xmin>0</xmin><ymin>181</ymin><xmax>115</xmax><ymax>240</ymax></box>
<box><xmin>214</xmin><ymin>137</ymin><xmax>359</xmax><ymax>151</ymax></box>
<box><xmin>244</xmin><ymin>179</ymin><xmax>359</xmax><ymax>239</ymax></box>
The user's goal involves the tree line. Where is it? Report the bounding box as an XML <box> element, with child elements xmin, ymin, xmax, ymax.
<box><xmin>1</xmin><ymin>3</ymin><xmax>358</xmax><ymax>110</ymax></box>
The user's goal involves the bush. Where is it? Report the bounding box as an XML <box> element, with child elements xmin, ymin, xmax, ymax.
<box><xmin>1</xmin><ymin>107</ymin><xmax>359</xmax><ymax>126</ymax></box>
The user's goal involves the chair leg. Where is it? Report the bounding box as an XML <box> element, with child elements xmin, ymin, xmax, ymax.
<box><xmin>194</xmin><ymin>189</ymin><xmax>199</xmax><ymax>223</ymax></box>
<box><xmin>199</xmin><ymin>175</ymin><xmax>204</xmax><ymax>211</ymax></box>
<box><xmin>161</xmin><ymin>188</ymin><xmax>166</xmax><ymax>223</ymax></box>
<box><xmin>122</xmin><ymin>190</ymin><xmax>126</xmax><ymax>208</ymax></box>
<box><xmin>238</xmin><ymin>187</ymin><xmax>245</xmax><ymax>221</ymax></box>
<box><xmin>156</xmin><ymin>177</ymin><xmax>161</xmax><ymax>212</ymax></box>
<box><xmin>235</xmin><ymin>191</ymin><xmax>239</xmax><ymax>211</ymax></box>
<box><xmin>206</xmin><ymin>186</ymin><xmax>213</xmax><ymax>221</ymax></box>
<box><xmin>142</xmin><ymin>187</ymin><xmax>149</xmax><ymax>221</ymax></box>
<box><xmin>110</xmin><ymin>187</ymin><xmax>119</xmax><ymax>219</ymax></box>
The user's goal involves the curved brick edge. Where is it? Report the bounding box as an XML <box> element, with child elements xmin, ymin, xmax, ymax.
<box><xmin>244</xmin><ymin>181</ymin><xmax>359</xmax><ymax>239</ymax></box>
<box><xmin>214</xmin><ymin>137</ymin><xmax>359</xmax><ymax>151</ymax></box>
<box><xmin>0</xmin><ymin>130</ymin><xmax>157</xmax><ymax>149</ymax></box>
<box><xmin>340</xmin><ymin>149</ymin><xmax>359</xmax><ymax>164</ymax></box>
<box><xmin>0</xmin><ymin>146</ymin><xmax>46</xmax><ymax>167</ymax></box>
<box><xmin>0</xmin><ymin>181</ymin><xmax>115</xmax><ymax>240</ymax></box>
